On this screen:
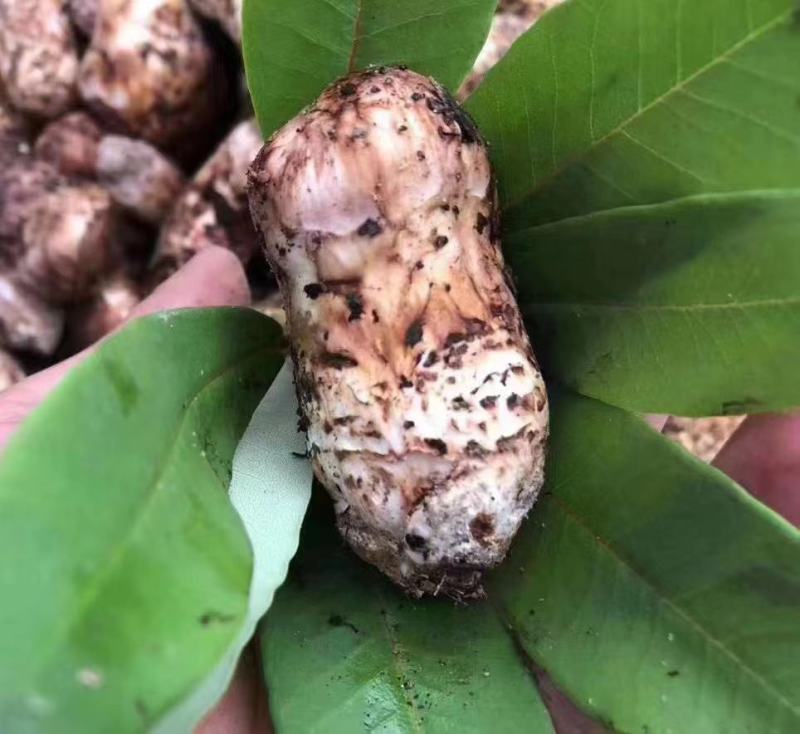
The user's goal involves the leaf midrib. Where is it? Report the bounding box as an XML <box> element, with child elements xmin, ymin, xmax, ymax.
<box><xmin>347</xmin><ymin>0</ymin><xmax>365</xmax><ymax>72</ymax></box>
<box><xmin>524</xmin><ymin>492</ymin><xmax>800</xmax><ymax>720</ymax></box>
<box><xmin>524</xmin><ymin>296</ymin><xmax>800</xmax><ymax>312</ymax></box>
<box><xmin>373</xmin><ymin>585</ymin><xmax>425</xmax><ymax>733</ymax></box>
<box><xmin>505</xmin><ymin>189</ymin><xmax>800</xmax><ymax>238</ymax></box>
<box><xmin>502</xmin><ymin>5</ymin><xmax>793</xmax><ymax>214</ymax></box>
<box><xmin>22</xmin><ymin>344</ymin><xmax>277</xmax><ymax>693</ymax></box>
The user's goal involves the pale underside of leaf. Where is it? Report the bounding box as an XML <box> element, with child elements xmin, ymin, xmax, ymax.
<box><xmin>153</xmin><ymin>361</ymin><xmax>313</xmax><ymax>732</ymax></box>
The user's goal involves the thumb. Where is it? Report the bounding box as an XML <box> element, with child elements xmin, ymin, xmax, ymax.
<box><xmin>0</xmin><ymin>246</ymin><xmax>250</xmax><ymax>451</ymax></box>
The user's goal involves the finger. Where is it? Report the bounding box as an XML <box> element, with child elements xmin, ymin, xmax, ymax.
<box><xmin>645</xmin><ymin>414</ymin><xmax>669</xmax><ymax>432</ymax></box>
<box><xmin>195</xmin><ymin>642</ymin><xmax>272</xmax><ymax>734</ymax></box>
<box><xmin>532</xmin><ymin>664</ymin><xmax>606</xmax><ymax>734</ymax></box>
<box><xmin>133</xmin><ymin>245</ymin><xmax>250</xmax><ymax>318</ymax></box>
<box><xmin>713</xmin><ymin>413</ymin><xmax>800</xmax><ymax>526</ymax></box>
<box><xmin>0</xmin><ymin>247</ymin><xmax>250</xmax><ymax>451</ymax></box>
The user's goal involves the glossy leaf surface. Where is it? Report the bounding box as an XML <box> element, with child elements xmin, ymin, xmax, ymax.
<box><xmin>467</xmin><ymin>0</ymin><xmax>800</xmax><ymax>232</ymax></box>
<box><xmin>0</xmin><ymin>309</ymin><xmax>284</xmax><ymax>733</ymax></box>
<box><xmin>492</xmin><ymin>390</ymin><xmax>800</xmax><ymax>733</ymax></box>
<box><xmin>506</xmin><ymin>191</ymin><xmax>800</xmax><ymax>415</ymax></box>
<box><xmin>261</xmin><ymin>492</ymin><xmax>554</xmax><ymax>733</ymax></box>
<box><xmin>244</xmin><ymin>0</ymin><xmax>496</xmax><ymax>135</ymax></box>
<box><xmin>261</xmin><ymin>389</ymin><xmax>800</xmax><ymax>732</ymax></box>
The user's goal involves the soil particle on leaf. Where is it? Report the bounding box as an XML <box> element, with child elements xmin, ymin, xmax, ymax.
<box><xmin>327</xmin><ymin>613</ymin><xmax>358</xmax><ymax>634</ymax></box>
<box><xmin>199</xmin><ymin>610</ymin><xmax>236</xmax><ymax>625</ymax></box>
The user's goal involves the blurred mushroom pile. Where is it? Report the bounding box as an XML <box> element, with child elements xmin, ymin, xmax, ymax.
<box><xmin>1</xmin><ymin>0</ymin><xmax>273</xmax><ymax>390</ymax></box>
<box><xmin>0</xmin><ymin>0</ymin><xmax>558</xmax><ymax>392</ymax></box>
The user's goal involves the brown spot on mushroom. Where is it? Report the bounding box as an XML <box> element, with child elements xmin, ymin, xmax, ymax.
<box><xmin>405</xmin><ymin>533</ymin><xmax>426</xmax><ymax>550</ymax></box>
<box><xmin>346</xmin><ymin>293</ymin><xmax>364</xmax><ymax>321</ymax></box>
<box><xmin>304</xmin><ymin>283</ymin><xmax>325</xmax><ymax>299</ymax></box>
<box><xmin>444</xmin><ymin>332</ymin><xmax>466</xmax><ymax>347</ymax></box>
<box><xmin>424</xmin><ymin>438</ymin><xmax>447</xmax><ymax>456</ymax></box>
<box><xmin>465</xmin><ymin>440</ymin><xmax>487</xmax><ymax>458</ymax></box>
<box><xmin>469</xmin><ymin>514</ymin><xmax>494</xmax><ymax>546</ymax></box>
<box><xmin>357</xmin><ymin>218</ymin><xmax>382</xmax><ymax>237</ymax></box>
<box><xmin>405</xmin><ymin>319</ymin><xmax>424</xmax><ymax>347</ymax></box>
<box><xmin>320</xmin><ymin>352</ymin><xmax>358</xmax><ymax>369</ymax></box>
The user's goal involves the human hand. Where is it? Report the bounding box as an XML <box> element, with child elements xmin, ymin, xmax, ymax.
<box><xmin>643</xmin><ymin>414</ymin><xmax>800</xmax><ymax>525</ymax></box>
<box><xmin>0</xmin><ymin>246</ymin><xmax>268</xmax><ymax>733</ymax></box>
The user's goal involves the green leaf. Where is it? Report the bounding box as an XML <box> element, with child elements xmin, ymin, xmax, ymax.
<box><xmin>261</xmin><ymin>388</ymin><xmax>800</xmax><ymax>732</ymax></box>
<box><xmin>491</xmin><ymin>390</ymin><xmax>800</xmax><ymax>733</ymax></box>
<box><xmin>506</xmin><ymin>190</ymin><xmax>800</xmax><ymax>415</ymax></box>
<box><xmin>243</xmin><ymin>0</ymin><xmax>496</xmax><ymax>136</ymax></box>
<box><xmin>466</xmin><ymin>0</ymin><xmax>800</xmax><ymax>232</ymax></box>
<box><xmin>152</xmin><ymin>361</ymin><xmax>313</xmax><ymax>732</ymax></box>
<box><xmin>260</xmin><ymin>491</ymin><xmax>554</xmax><ymax>733</ymax></box>
<box><xmin>0</xmin><ymin>308</ymin><xmax>285</xmax><ymax>733</ymax></box>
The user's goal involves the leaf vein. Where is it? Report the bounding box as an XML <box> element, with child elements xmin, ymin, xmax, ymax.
<box><xmin>374</xmin><ymin>587</ymin><xmax>424</xmax><ymax>733</ymax></box>
<box><xmin>527</xmin><ymin>296</ymin><xmax>800</xmax><ymax>313</ymax></box>
<box><xmin>619</xmin><ymin>129</ymin><xmax>712</xmax><ymax>185</ymax></box>
<box><xmin>347</xmin><ymin>0</ymin><xmax>364</xmax><ymax>72</ymax></box>
<box><xmin>679</xmin><ymin>88</ymin><xmax>800</xmax><ymax>145</ymax></box>
<box><xmin>546</xmin><ymin>494</ymin><xmax>800</xmax><ymax>719</ymax></box>
<box><xmin>24</xmin><ymin>345</ymin><xmax>274</xmax><ymax>690</ymax></box>
<box><xmin>504</xmin><ymin>6</ymin><xmax>792</xmax><ymax>212</ymax></box>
